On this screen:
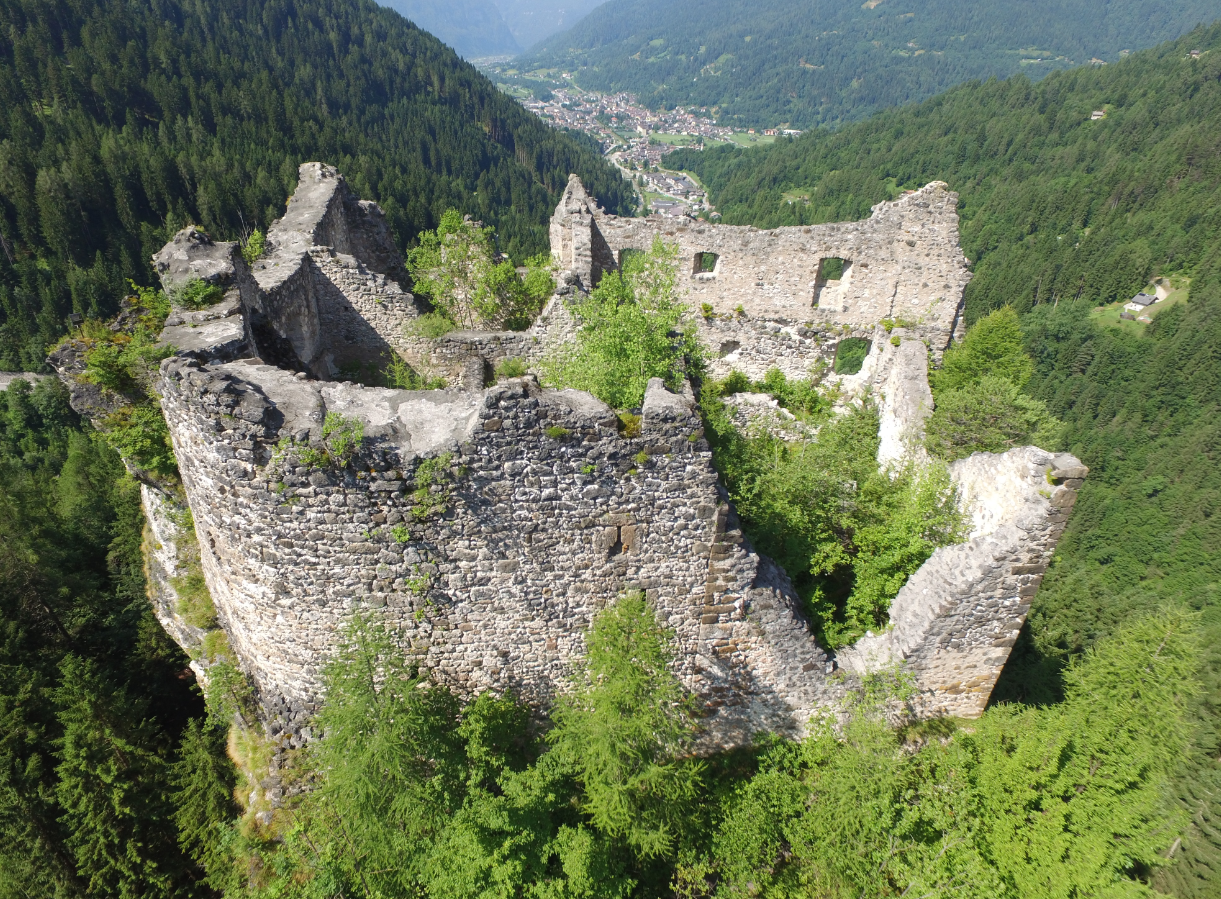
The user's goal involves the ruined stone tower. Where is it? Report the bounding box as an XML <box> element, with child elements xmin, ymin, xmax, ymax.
<box><xmin>52</xmin><ymin>164</ymin><xmax>1084</xmax><ymax>750</ymax></box>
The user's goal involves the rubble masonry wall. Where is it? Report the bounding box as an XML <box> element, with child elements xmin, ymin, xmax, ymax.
<box><xmin>42</xmin><ymin>162</ymin><xmax>1087</xmax><ymax>749</ymax></box>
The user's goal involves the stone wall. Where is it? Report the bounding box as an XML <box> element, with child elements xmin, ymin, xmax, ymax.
<box><xmin>838</xmin><ymin>447</ymin><xmax>1087</xmax><ymax>717</ymax></box>
<box><xmin>199</xmin><ymin>162</ymin><xmax>424</xmax><ymax>380</ymax></box>
<box><xmin>0</xmin><ymin>372</ymin><xmax>50</xmax><ymax>390</ymax></box>
<box><xmin>47</xmin><ymin>161</ymin><xmax>1089</xmax><ymax>751</ymax></box>
<box><xmin>157</xmin><ymin>356</ymin><xmax>841</xmax><ymax>748</ymax></box>
<box><xmin>550</xmin><ymin>175</ymin><xmax>972</xmax><ymax>376</ymax></box>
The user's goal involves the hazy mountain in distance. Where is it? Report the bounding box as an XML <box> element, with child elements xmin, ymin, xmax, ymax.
<box><xmin>492</xmin><ymin>0</ymin><xmax>606</xmax><ymax>51</ymax></box>
<box><xmin>379</xmin><ymin>0</ymin><xmax>521</xmax><ymax>57</ymax></box>
<box><xmin>520</xmin><ymin>0</ymin><xmax>1221</xmax><ymax>127</ymax></box>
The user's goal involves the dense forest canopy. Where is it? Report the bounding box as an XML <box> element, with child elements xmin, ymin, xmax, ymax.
<box><xmin>0</xmin><ymin>377</ymin><xmax>207</xmax><ymax>895</ymax></box>
<box><xmin>671</xmin><ymin>24</ymin><xmax>1221</xmax><ymax>896</ymax></box>
<box><xmin>520</xmin><ymin>0</ymin><xmax>1221</xmax><ymax>128</ymax></box>
<box><xmin>0</xmin><ymin>0</ymin><xmax>632</xmax><ymax>372</ymax></box>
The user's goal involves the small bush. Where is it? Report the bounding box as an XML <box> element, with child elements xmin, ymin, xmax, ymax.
<box><xmin>241</xmin><ymin>230</ymin><xmax>266</xmax><ymax>265</ymax></box>
<box><xmin>719</xmin><ymin>370</ymin><xmax>751</xmax><ymax>396</ymax></box>
<box><xmin>700</xmin><ymin>302</ymin><xmax>714</xmax><ymax>319</ymax></box>
<box><xmin>321</xmin><ymin>412</ymin><xmax>364</xmax><ymax>467</ymax></box>
<box><xmin>545</xmin><ymin>425</ymin><xmax>570</xmax><ymax>439</ymax></box>
<box><xmin>408</xmin><ymin>311</ymin><xmax>458</xmax><ymax>339</ymax></box>
<box><xmin>634</xmin><ymin>450</ymin><xmax>650</xmax><ymax>466</ymax></box>
<box><xmin>128</xmin><ymin>279</ymin><xmax>172</xmax><ymax>327</ymax></box>
<box><xmin>173</xmin><ymin>277</ymin><xmax>226</xmax><ymax>310</ymax></box>
<box><xmin>617</xmin><ymin>412</ymin><xmax>642</xmax><ymax>438</ymax></box>
<box><xmin>834</xmin><ymin>338</ymin><xmax>871</xmax><ymax>375</ymax></box>
<box><xmin>713</xmin><ymin>368</ymin><xmax>831</xmax><ymax>421</ymax></box>
<box><xmin>200</xmin><ymin>630</ymin><xmax>233</xmax><ymax>661</ymax></box>
<box><xmin>411</xmin><ymin>452</ymin><xmax>456</xmax><ymax>520</ymax></box>
<box><xmin>205</xmin><ymin>657</ymin><xmax>256</xmax><ymax>728</ymax></box>
<box><xmin>391</xmin><ymin>524</ymin><xmax>411</xmax><ymax>544</ymax></box>
<box><xmin>272</xmin><ymin>412</ymin><xmax>365</xmax><ymax>470</ymax></box>
<box><xmin>82</xmin><ymin>328</ymin><xmax>174</xmax><ymax>394</ymax></box>
<box><xmin>495</xmin><ymin>357</ymin><xmax>529</xmax><ymax>380</ymax></box>
<box><xmin>100</xmin><ymin>404</ymin><xmax>178</xmax><ymax>478</ymax></box>
<box><xmin>385</xmin><ymin>356</ymin><xmax>447</xmax><ymax>390</ymax></box>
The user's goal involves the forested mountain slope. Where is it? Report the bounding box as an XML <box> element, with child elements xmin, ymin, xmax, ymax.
<box><xmin>674</xmin><ymin>25</ymin><xmax>1221</xmax><ymax>895</ymax></box>
<box><xmin>0</xmin><ymin>0</ymin><xmax>631</xmax><ymax>372</ymax></box>
<box><xmin>378</xmin><ymin>0</ymin><xmax>521</xmax><ymax>57</ymax></box>
<box><xmin>494</xmin><ymin>0</ymin><xmax>606</xmax><ymax>52</ymax></box>
<box><xmin>521</xmin><ymin>0</ymin><xmax>1221</xmax><ymax>128</ymax></box>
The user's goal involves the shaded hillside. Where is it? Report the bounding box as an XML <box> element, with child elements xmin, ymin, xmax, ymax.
<box><xmin>673</xmin><ymin>25</ymin><xmax>1221</xmax><ymax>896</ymax></box>
<box><xmin>378</xmin><ymin>0</ymin><xmax>521</xmax><ymax>57</ymax></box>
<box><xmin>0</xmin><ymin>0</ymin><xmax>632</xmax><ymax>371</ymax></box>
<box><xmin>521</xmin><ymin>0</ymin><xmax>1221</xmax><ymax>128</ymax></box>
<box><xmin>494</xmin><ymin>0</ymin><xmax>606</xmax><ymax>52</ymax></box>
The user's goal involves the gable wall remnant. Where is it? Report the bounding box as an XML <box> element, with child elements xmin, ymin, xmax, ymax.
<box><xmin>49</xmin><ymin>162</ymin><xmax>1086</xmax><ymax>752</ymax></box>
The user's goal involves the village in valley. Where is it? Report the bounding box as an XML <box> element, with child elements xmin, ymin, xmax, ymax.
<box><xmin>480</xmin><ymin>63</ymin><xmax>801</xmax><ymax>218</ymax></box>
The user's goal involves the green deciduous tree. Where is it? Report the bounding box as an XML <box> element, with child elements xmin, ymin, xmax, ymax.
<box><xmin>932</xmin><ymin>307</ymin><xmax>1034</xmax><ymax>393</ymax></box>
<box><xmin>925</xmin><ymin>375</ymin><xmax>1063</xmax><ymax>460</ymax></box>
<box><xmin>702</xmin><ymin>394</ymin><xmax>965</xmax><ymax>647</ymax></box>
<box><xmin>546</xmin><ymin>237</ymin><xmax>702</xmax><ymax>409</ymax></box>
<box><xmin>924</xmin><ymin>307</ymin><xmax>1062</xmax><ymax>460</ymax></box>
<box><xmin>406</xmin><ymin>209</ymin><xmax>555</xmax><ymax>330</ymax></box>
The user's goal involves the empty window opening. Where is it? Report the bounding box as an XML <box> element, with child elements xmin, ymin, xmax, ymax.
<box><xmin>693</xmin><ymin>252</ymin><xmax>719</xmax><ymax>276</ymax></box>
<box><xmin>619</xmin><ymin>248</ymin><xmax>645</xmax><ymax>269</ymax></box>
<box><xmin>813</xmin><ymin>256</ymin><xmax>852</xmax><ymax>307</ymax></box>
<box><xmin>820</xmin><ymin>257</ymin><xmax>847</xmax><ymax>281</ymax></box>
<box><xmin>834</xmin><ymin>338</ymin><xmax>871</xmax><ymax>375</ymax></box>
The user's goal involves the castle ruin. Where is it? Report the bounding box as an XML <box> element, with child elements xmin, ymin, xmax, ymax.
<box><xmin>52</xmin><ymin>163</ymin><xmax>1085</xmax><ymax>750</ymax></box>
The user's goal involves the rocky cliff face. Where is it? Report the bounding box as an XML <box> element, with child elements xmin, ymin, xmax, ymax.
<box><xmin>49</xmin><ymin>162</ymin><xmax>1085</xmax><ymax>748</ymax></box>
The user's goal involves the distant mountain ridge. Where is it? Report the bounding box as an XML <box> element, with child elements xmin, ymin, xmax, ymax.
<box><xmin>496</xmin><ymin>0</ymin><xmax>606</xmax><ymax>52</ymax></box>
<box><xmin>520</xmin><ymin>0</ymin><xmax>1221</xmax><ymax>128</ymax></box>
<box><xmin>378</xmin><ymin>0</ymin><xmax>521</xmax><ymax>57</ymax></box>
<box><xmin>378</xmin><ymin>0</ymin><xmax>607</xmax><ymax>57</ymax></box>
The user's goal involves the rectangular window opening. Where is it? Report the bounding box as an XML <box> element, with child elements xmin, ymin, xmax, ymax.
<box><xmin>814</xmin><ymin>256</ymin><xmax>852</xmax><ymax>307</ymax></box>
<box><xmin>618</xmin><ymin>248</ymin><xmax>645</xmax><ymax>269</ymax></box>
<box><xmin>693</xmin><ymin>252</ymin><xmax>719</xmax><ymax>275</ymax></box>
